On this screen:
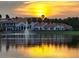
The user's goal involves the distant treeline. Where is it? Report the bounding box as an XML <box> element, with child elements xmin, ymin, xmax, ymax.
<box><xmin>27</xmin><ymin>17</ymin><xmax>79</xmax><ymax>31</ymax></box>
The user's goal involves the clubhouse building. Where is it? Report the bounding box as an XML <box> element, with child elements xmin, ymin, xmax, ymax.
<box><xmin>0</xmin><ymin>17</ymin><xmax>73</xmax><ymax>32</ymax></box>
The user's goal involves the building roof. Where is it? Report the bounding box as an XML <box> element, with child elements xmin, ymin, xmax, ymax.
<box><xmin>33</xmin><ymin>22</ymin><xmax>72</xmax><ymax>29</ymax></box>
<box><xmin>0</xmin><ymin>18</ymin><xmax>27</xmax><ymax>23</ymax></box>
<box><xmin>0</xmin><ymin>18</ymin><xmax>16</xmax><ymax>23</ymax></box>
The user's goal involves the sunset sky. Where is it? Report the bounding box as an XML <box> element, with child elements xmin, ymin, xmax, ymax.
<box><xmin>0</xmin><ymin>1</ymin><xmax>79</xmax><ymax>18</ymax></box>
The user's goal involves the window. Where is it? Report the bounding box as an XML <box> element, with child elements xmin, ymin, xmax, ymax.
<box><xmin>33</xmin><ymin>28</ymin><xmax>39</xmax><ymax>30</ymax></box>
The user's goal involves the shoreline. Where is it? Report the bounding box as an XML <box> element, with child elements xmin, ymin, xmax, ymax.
<box><xmin>32</xmin><ymin>30</ymin><xmax>79</xmax><ymax>35</ymax></box>
<box><xmin>0</xmin><ymin>30</ymin><xmax>79</xmax><ymax>35</ymax></box>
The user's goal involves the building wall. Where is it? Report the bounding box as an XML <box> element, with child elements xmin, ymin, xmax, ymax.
<box><xmin>0</xmin><ymin>20</ymin><xmax>72</xmax><ymax>32</ymax></box>
<box><xmin>0</xmin><ymin>22</ymin><xmax>16</xmax><ymax>32</ymax></box>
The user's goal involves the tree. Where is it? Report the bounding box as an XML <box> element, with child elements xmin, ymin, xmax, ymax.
<box><xmin>27</xmin><ymin>18</ymin><xmax>32</xmax><ymax>24</ymax></box>
<box><xmin>63</xmin><ymin>17</ymin><xmax>79</xmax><ymax>31</ymax></box>
<box><xmin>58</xmin><ymin>18</ymin><xmax>63</xmax><ymax>23</ymax></box>
<box><xmin>6</xmin><ymin>14</ymin><xmax>10</xmax><ymax>19</ymax></box>
<box><xmin>15</xmin><ymin>16</ymin><xmax>18</xmax><ymax>19</ymax></box>
<box><xmin>37</xmin><ymin>18</ymin><xmax>42</xmax><ymax>23</ymax></box>
<box><xmin>32</xmin><ymin>17</ymin><xmax>37</xmax><ymax>22</ymax></box>
<box><xmin>0</xmin><ymin>14</ymin><xmax>2</xmax><ymax>19</ymax></box>
<box><xmin>43</xmin><ymin>17</ymin><xmax>48</xmax><ymax>23</ymax></box>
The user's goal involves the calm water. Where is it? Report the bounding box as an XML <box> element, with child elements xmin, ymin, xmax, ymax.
<box><xmin>0</xmin><ymin>32</ymin><xmax>79</xmax><ymax>58</ymax></box>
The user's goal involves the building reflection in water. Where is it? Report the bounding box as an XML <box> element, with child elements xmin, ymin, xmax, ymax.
<box><xmin>0</xmin><ymin>33</ymin><xmax>79</xmax><ymax>57</ymax></box>
<box><xmin>0</xmin><ymin>39</ymin><xmax>2</xmax><ymax>52</ymax></box>
<box><xmin>6</xmin><ymin>40</ymin><xmax>9</xmax><ymax>51</ymax></box>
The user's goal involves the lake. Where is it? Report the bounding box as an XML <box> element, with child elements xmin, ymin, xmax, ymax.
<box><xmin>0</xmin><ymin>32</ymin><xmax>79</xmax><ymax>58</ymax></box>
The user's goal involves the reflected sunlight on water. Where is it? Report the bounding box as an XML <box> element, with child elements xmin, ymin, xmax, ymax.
<box><xmin>17</xmin><ymin>44</ymin><xmax>79</xmax><ymax>58</ymax></box>
<box><xmin>0</xmin><ymin>32</ymin><xmax>79</xmax><ymax>58</ymax></box>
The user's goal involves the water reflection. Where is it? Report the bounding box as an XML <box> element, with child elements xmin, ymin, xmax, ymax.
<box><xmin>0</xmin><ymin>33</ymin><xmax>79</xmax><ymax>57</ymax></box>
<box><xmin>17</xmin><ymin>44</ymin><xmax>79</xmax><ymax>58</ymax></box>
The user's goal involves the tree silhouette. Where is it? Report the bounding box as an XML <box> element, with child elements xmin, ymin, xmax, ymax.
<box><xmin>0</xmin><ymin>14</ymin><xmax>2</xmax><ymax>19</ymax></box>
<box><xmin>6</xmin><ymin>14</ymin><xmax>10</xmax><ymax>19</ymax></box>
<box><xmin>27</xmin><ymin>18</ymin><xmax>32</xmax><ymax>24</ymax></box>
<box><xmin>31</xmin><ymin>17</ymin><xmax>37</xmax><ymax>22</ymax></box>
<box><xmin>43</xmin><ymin>17</ymin><xmax>48</xmax><ymax>23</ymax></box>
<box><xmin>37</xmin><ymin>18</ymin><xmax>42</xmax><ymax>23</ymax></box>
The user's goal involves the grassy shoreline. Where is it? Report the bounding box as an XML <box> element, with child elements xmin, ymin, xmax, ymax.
<box><xmin>0</xmin><ymin>31</ymin><xmax>79</xmax><ymax>35</ymax></box>
<box><xmin>32</xmin><ymin>30</ymin><xmax>79</xmax><ymax>35</ymax></box>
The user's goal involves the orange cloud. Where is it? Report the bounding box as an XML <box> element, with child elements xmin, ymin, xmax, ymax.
<box><xmin>14</xmin><ymin>1</ymin><xmax>79</xmax><ymax>18</ymax></box>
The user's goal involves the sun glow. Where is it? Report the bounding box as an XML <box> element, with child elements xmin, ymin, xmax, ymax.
<box><xmin>17</xmin><ymin>44</ymin><xmax>79</xmax><ymax>58</ymax></box>
<box><xmin>34</xmin><ymin>4</ymin><xmax>47</xmax><ymax>17</ymax></box>
<box><xmin>35</xmin><ymin>9</ymin><xmax>45</xmax><ymax>17</ymax></box>
<box><xmin>14</xmin><ymin>1</ymin><xmax>79</xmax><ymax>18</ymax></box>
